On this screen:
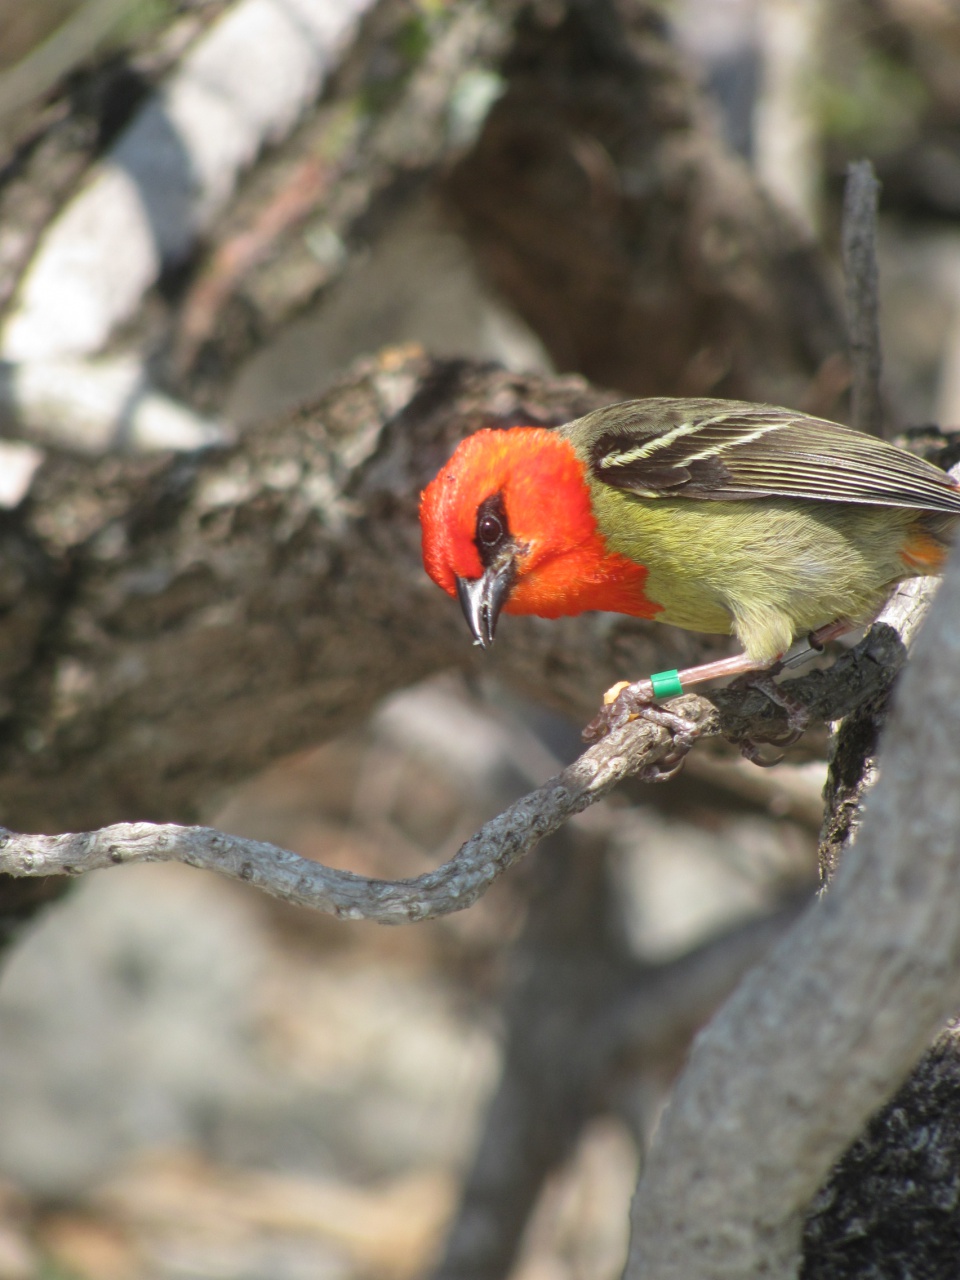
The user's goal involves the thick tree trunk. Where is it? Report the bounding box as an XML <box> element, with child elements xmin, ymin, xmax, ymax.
<box><xmin>0</xmin><ymin>354</ymin><xmax>716</xmax><ymax>834</ymax></box>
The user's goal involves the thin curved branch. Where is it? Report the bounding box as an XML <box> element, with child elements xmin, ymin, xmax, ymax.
<box><xmin>0</xmin><ymin>697</ymin><xmax>714</xmax><ymax>924</ymax></box>
<box><xmin>0</xmin><ymin>580</ymin><xmax>928</xmax><ymax>924</ymax></box>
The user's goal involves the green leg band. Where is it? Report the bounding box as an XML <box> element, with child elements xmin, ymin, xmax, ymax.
<box><xmin>650</xmin><ymin>669</ymin><xmax>684</xmax><ymax>699</ymax></box>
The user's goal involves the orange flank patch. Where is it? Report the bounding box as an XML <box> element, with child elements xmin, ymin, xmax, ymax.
<box><xmin>900</xmin><ymin>528</ymin><xmax>949</xmax><ymax>574</ymax></box>
<box><xmin>420</xmin><ymin>427</ymin><xmax>659</xmax><ymax>621</ymax></box>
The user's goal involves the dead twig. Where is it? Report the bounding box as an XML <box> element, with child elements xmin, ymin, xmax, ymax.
<box><xmin>842</xmin><ymin>160</ymin><xmax>884</xmax><ymax>437</ymax></box>
<box><xmin>818</xmin><ymin>574</ymin><xmax>940</xmax><ymax>883</ymax></box>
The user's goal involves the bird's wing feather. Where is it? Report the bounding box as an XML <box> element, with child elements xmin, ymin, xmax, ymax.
<box><xmin>575</xmin><ymin>399</ymin><xmax>960</xmax><ymax>514</ymax></box>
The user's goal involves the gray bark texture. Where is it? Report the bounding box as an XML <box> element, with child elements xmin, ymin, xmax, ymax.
<box><xmin>627</xmin><ymin>541</ymin><xmax>960</xmax><ymax>1278</ymax></box>
<box><xmin>0</xmin><ymin>354</ymin><xmax>702</xmax><ymax>835</ymax></box>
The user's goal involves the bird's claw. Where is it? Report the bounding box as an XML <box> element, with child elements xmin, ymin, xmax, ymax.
<box><xmin>739</xmin><ymin>739</ymin><xmax>788</xmax><ymax>768</ymax></box>
<box><xmin>583</xmin><ymin>681</ymin><xmax>698</xmax><ymax>782</ymax></box>
<box><xmin>582</xmin><ymin>679</ymin><xmax>654</xmax><ymax>742</ymax></box>
<box><xmin>736</xmin><ymin>673</ymin><xmax>809</xmax><ymax>765</ymax></box>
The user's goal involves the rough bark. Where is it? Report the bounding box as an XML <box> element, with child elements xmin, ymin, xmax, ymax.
<box><xmin>0</xmin><ymin>354</ymin><xmax>705</xmax><ymax>835</ymax></box>
<box><xmin>818</xmin><ymin>573</ymin><xmax>938</xmax><ymax>886</ymax></box>
<box><xmin>803</xmin><ymin>1023</ymin><xmax>960</xmax><ymax>1279</ymax></box>
<box><xmin>625</xmin><ymin>539</ymin><xmax>960</xmax><ymax>1280</ymax></box>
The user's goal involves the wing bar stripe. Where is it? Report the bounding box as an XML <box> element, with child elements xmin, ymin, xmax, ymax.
<box><xmin>596</xmin><ymin>413</ymin><xmax>732</xmax><ymax>468</ymax></box>
<box><xmin>682</xmin><ymin>420</ymin><xmax>789</xmax><ymax>463</ymax></box>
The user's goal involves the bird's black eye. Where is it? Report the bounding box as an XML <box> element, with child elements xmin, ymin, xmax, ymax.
<box><xmin>478</xmin><ymin>512</ymin><xmax>503</xmax><ymax>546</ymax></box>
<box><xmin>475</xmin><ymin>493</ymin><xmax>509</xmax><ymax>566</ymax></box>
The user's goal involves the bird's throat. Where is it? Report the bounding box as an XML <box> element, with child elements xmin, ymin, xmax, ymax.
<box><xmin>505</xmin><ymin>537</ymin><xmax>659</xmax><ymax>620</ymax></box>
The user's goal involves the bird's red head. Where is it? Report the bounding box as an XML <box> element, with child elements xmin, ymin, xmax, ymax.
<box><xmin>419</xmin><ymin>426</ymin><xmax>655</xmax><ymax>646</ymax></box>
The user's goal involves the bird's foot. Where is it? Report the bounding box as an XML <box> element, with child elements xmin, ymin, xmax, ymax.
<box><xmin>582</xmin><ymin>679</ymin><xmax>698</xmax><ymax>782</ymax></box>
<box><xmin>583</xmin><ymin>678</ymin><xmax>653</xmax><ymax>741</ymax></box>
<box><xmin>737</xmin><ymin>673</ymin><xmax>810</xmax><ymax>767</ymax></box>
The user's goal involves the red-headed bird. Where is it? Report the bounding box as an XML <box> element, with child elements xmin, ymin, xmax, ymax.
<box><xmin>419</xmin><ymin>398</ymin><xmax>960</xmax><ymax>718</ymax></box>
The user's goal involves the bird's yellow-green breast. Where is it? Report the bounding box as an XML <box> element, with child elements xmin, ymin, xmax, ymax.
<box><xmin>583</xmin><ymin>485</ymin><xmax>928</xmax><ymax>662</ymax></box>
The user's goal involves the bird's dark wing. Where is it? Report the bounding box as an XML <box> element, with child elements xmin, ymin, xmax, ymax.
<box><xmin>574</xmin><ymin>398</ymin><xmax>960</xmax><ymax>514</ymax></box>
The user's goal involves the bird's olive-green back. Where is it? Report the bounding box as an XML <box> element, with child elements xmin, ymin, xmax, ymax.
<box><xmin>559</xmin><ymin>398</ymin><xmax>960</xmax><ymax>661</ymax></box>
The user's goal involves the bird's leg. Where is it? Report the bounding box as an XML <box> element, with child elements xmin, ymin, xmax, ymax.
<box><xmin>584</xmin><ymin>650</ymin><xmax>776</xmax><ymax>744</ymax></box>
<box><xmin>807</xmin><ymin>617</ymin><xmax>855</xmax><ymax>650</ymax></box>
<box><xmin>732</xmin><ymin>627</ymin><xmax>860</xmax><ymax>763</ymax></box>
<box><xmin>634</xmin><ymin>705</ymin><xmax>702</xmax><ymax>782</ymax></box>
<box><xmin>581</xmin><ymin>668</ymin><xmax>703</xmax><ymax>764</ymax></box>
<box><xmin>672</xmin><ymin>650</ymin><xmax>778</xmax><ymax>689</ymax></box>
<box><xmin>736</xmin><ymin>619</ymin><xmax>856</xmax><ymax>763</ymax></box>
<box><xmin>736</xmin><ymin>676</ymin><xmax>810</xmax><ymax>766</ymax></box>
<box><xmin>586</xmin><ymin>620</ymin><xmax>855</xmax><ymax>752</ymax></box>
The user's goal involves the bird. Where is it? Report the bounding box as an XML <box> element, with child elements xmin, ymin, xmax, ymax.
<box><xmin>419</xmin><ymin>396</ymin><xmax>960</xmax><ymax>737</ymax></box>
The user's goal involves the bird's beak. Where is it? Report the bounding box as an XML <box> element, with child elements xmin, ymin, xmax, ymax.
<box><xmin>455</xmin><ymin>556</ymin><xmax>517</xmax><ymax>648</ymax></box>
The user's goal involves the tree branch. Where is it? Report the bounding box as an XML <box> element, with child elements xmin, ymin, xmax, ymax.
<box><xmin>0</xmin><ymin>0</ymin><xmax>375</xmax><ymax>363</ymax></box>
<box><xmin>818</xmin><ymin>574</ymin><xmax>939</xmax><ymax>883</ymax></box>
<box><xmin>625</xmin><ymin>541</ymin><xmax>960</xmax><ymax>1279</ymax></box>
<box><xmin>0</xmin><ymin>583</ymin><xmax>928</xmax><ymax>924</ymax></box>
<box><xmin>0</xmin><ymin>695</ymin><xmax>714</xmax><ymax>923</ymax></box>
